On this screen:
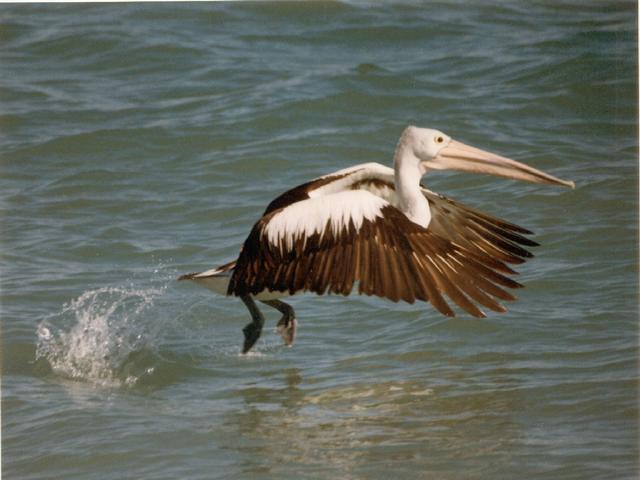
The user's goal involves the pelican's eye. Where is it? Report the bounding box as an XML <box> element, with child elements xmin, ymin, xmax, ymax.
<box><xmin>435</xmin><ymin>136</ymin><xmax>445</xmax><ymax>144</ymax></box>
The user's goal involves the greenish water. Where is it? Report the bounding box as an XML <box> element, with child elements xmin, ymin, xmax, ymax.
<box><xmin>1</xmin><ymin>2</ymin><xmax>638</xmax><ymax>479</ymax></box>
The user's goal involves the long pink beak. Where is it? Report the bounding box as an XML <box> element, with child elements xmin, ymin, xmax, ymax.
<box><xmin>431</xmin><ymin>140</ymin><xmax>575</xmax><ymax>189</ymax></box>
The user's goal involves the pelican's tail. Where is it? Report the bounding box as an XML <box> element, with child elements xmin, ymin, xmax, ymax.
<box><xmin>178</xmin><ymin>260</ymin><xmax>236</xmax><ymax>296</ymax></box>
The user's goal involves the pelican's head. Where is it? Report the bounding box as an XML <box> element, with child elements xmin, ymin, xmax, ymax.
<box><xmin>404</xmin><ymin>126</ymin><xmax>575</xmax><ymax>188</ymax></box>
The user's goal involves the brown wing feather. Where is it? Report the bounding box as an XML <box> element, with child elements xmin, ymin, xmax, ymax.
<box><xmin>228</xmin><ymin>201</ymin><xmax>529</xmax><ymax>318</ymax></box>
<box><xmin>423</xmin><ymin>188</ymin><xmax>538</xmax><ymax>263</ymax></box>
<box><xmin>350</xmin><ymin>177</ymin><xmax>538</xmax><ymax>267</ymax></box>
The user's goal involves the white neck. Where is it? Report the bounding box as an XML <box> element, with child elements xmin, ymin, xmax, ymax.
<box><xmin>393</xmin><ymin>138</ymin><xmax>431</xmax><ymax>228</ymax></box>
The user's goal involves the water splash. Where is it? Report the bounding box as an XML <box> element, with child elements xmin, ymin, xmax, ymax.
<box><xmin>36</xmin><ymin>285</ymin><xmax>164</xmax><ymax>387</ymax></box>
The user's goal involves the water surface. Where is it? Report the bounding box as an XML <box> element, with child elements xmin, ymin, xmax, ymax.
<box><xmin>1</xmin><ymin>2</ymin><xmax>638</xmax><ymax>479</ymax></box>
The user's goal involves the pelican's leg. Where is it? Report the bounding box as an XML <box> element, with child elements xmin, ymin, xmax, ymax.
<box><xmin>240</xmin><ymin>295</ymin><xmax>265</xmax><ymax>354</ymax></box>
<box><xmin>260</xmin><ymin>299</ymin><xmax>297</xmax><ymax>347</ymax></box>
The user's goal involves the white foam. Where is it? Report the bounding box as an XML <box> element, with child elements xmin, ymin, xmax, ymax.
<box><xmin>36</xmin><ymin>285</ymin><xmax>164</xmax><ymax>387</ymax></box>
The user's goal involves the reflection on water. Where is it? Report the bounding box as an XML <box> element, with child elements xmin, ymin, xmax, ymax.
<box><xmin>223</xmin><ymin>367</ymin><xmax>525</xmax><ymax>477</ymax></box>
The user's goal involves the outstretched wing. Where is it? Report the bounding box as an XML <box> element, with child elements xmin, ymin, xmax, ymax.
<box><xmin>228</xmin><ymin>180</ymin><xmax>527</xmax><ymax>318</ymax></box>
<box><xmin>422</xmin><ymin>189</ymin><xmax>539</xmax><ymax>271</ymax></box>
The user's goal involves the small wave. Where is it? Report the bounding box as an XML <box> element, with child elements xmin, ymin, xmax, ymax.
<box><xmin>36</xmin><ymin>285</ymin><xmax>165</xmax><ymax>387</ymax></box>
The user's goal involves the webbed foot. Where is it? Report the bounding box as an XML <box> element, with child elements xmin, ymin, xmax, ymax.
<box><xmin>260</xmin><ymin>299</ymin><xmax>298</xmax><ymax>348</ymax></box>
<box><xmin>277</xmin><ymin>315</ymin><xmax>297</xmax><ymax>347</ymax></box>
<box><xmin>242</xmin><ymin>322</ymin><xmax>262</xmax><ymax>354</ymax></box>
<box><xmin>240</xmin><ymin>295</ymin><xmax>265</xmax><ymax>354</ymax></box>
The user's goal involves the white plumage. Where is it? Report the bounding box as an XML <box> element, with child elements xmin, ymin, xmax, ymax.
<box><xmin>264</xmin><ymin>190</ymin><xmax>387</xmax><ymax>249</ymax></box>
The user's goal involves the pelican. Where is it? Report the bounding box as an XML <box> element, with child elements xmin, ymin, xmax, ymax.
<box><xmin>179</xmin><ymin>126</ymin><xmax>574</xmax><ymax>353</ymax></box>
